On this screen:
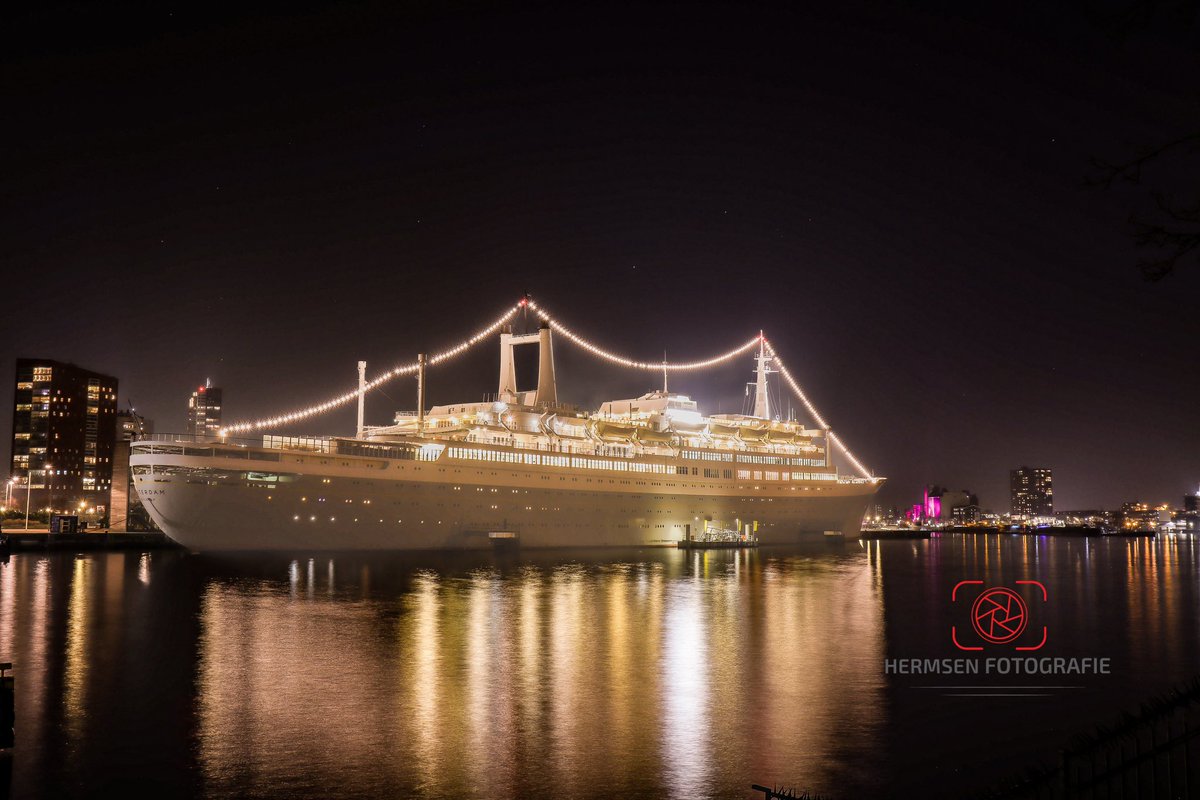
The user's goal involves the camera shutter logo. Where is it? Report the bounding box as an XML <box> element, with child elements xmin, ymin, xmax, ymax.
<box><xmin>971</xmin><ymin>587</ymin><xmax>1028</xmax><ymax>644</ymax></box>
<box><xmin>952</xmin><ymin>580</ymin><xmax>1048</xmax><ymax>651</ymax></box>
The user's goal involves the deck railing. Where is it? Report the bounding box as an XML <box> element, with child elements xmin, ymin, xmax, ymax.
<box><xmin>130</xmin><ymin>432</ymin><xmax>848</xmax><ymax>477</ymax></box>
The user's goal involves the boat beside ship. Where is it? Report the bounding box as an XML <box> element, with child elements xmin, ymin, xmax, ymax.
<box><xmin>131</xmin><ymin>321</ymin><xmax>883</xmax><ymax>550</ymax></box>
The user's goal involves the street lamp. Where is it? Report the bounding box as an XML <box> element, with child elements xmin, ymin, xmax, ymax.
<box><xmin>25</xmin><ymin>464</ymin><xmax>51</xmax><ymax>530</ymax></box>
<box><xmin>4</xmin><ymin>478</ymin><xmax>12</xmax><ymax>511</ymax></box>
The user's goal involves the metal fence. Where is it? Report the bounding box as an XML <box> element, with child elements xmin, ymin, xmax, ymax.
<box><xmin>984</xmin><ymin>678</ymin><xmax>1200</xmax><ymax>799</ymax></box>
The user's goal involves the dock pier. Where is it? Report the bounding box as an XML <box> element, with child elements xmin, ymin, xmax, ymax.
<box><xmin>0</xmin><ymin>531</ymin><xmax>175</xmax><ymax>551</ymax></box>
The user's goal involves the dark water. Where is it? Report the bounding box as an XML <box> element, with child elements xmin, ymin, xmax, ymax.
<box><xmin>1</xmin><ymin>534</ymin><xmax>1198</xmax><ymax>799</ymax></box>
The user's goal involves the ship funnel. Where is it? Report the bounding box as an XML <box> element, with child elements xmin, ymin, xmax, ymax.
<box><xmin>534</xmin><ymin>322</ymin><xmax>557</xmax><ymax>406</ymax></box>
<box><xmin>498</xmin><ymin>324</ymin><xmax>518</xmax><ymax>400</ymax></box>
<box><xmin>497</xmin><ymin>322</ymin><xmax>556</xmax><ymax>406</ymax></box>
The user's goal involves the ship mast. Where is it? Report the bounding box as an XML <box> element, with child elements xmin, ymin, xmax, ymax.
<box><xmin>417</xmin><ymin>353</ymin><xmax>426</xmax><ymax>434</ymax></box>
<box><xmin>356</xmin><ymin>360</ymin><xmax>367</xmax><ymax>438</ymax></box>
<box><xmin>752</xmin><ymin>333</ymin><xmax>774</xmax><ymax>420</ymax></box>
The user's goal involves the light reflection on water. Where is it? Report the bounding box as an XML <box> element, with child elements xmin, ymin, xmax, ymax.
<box><xmin>0</xmin><ymin>535</ymin><xmax>1197</xmax><ymax>798</ymax></box>
<box><xmin>188</xmin><ymin>548</ymin><xmax>883</xmax><ymax>799</ymax></box>
<box><xmin>63</xmin><ymin>558</ymin><xmax>90</xmax><ymax>749</ymax></box>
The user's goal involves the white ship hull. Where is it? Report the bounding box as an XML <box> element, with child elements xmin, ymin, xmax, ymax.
<box><xmin>132</xmin><ymin>445</ymin><xmax>880</xmax><ymax>551</ymax></box>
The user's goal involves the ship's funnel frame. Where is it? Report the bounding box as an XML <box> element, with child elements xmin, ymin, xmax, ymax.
<box><xmin>497</xmin><ymin>321</ymin><xmax>557</xmax><ymax>407</ymax></box>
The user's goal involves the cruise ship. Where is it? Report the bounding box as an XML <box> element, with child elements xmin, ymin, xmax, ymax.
<box><xmin>131</xmin><ymin>322</ymin><xmax>883</xmax><ymax>550</ymax></box>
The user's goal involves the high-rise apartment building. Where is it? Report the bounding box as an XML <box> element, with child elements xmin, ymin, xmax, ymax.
<box><xmin>10</xmin><ymin>359</ymin><xmax>118</xmax><ymax>513</ymax></box>
<box><xmin>1010</xmin><ymin>466</ymin><xmax>1053</xmax><ymax>518</ymax></box>
<box><xmin>187</xmin><ymin>381</ymin><xmax>222</xmax><ymax>438</ymax></box>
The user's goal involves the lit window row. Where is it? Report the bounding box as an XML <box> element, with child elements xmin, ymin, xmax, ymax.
<box><xmin>678</xmin><ymin>450</ymin><xmax>825</xmax><ymax>466</ymax></box>
<box><xmin>446</xmin><ymin>446</ymin><xmax>676</xmax><ymax>474</ymax></box>
<box><xmin>681</xmin><ymin>450</ymin><xmax>735</xmax><ymax>462</ymax></box>
<box><xmin>736</xmin><ymin>469</ymin><xmax>836</xmax><ymax>482</ymax></box>
<box><xmin>736</xmin><ymin>453</ymin><xmax>825</xmax><ymax>466</ymax></box>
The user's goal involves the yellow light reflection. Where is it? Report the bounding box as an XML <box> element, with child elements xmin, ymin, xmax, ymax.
<box><xmin>63</xmin><ymin>557</ymin><xmax>91</xmax><ymax>742</ymax></box>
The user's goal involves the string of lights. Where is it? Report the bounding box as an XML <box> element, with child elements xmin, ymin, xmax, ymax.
<box><xmin>221</xmin><ymin>296</ymin><xmax>878</xmax><ymax>483</ymax></box>
<box><xmin>525</xmin><ymin>299</ymin><xmax>761</xmax><ymax>370</ymax></box>
<box><xmin>764</xmin><ymin>341</ymin><xmax>876</xmax><ymax>481</ymax></box>
<box><xmin>219</xmin><ymin>305</ymin><xmax>522</xmax><ymax>434</ymax></box>
<box><xmin>529</xmin><ymin>300</ymin><xmax>875</xmax><ymax>480</ymax></box>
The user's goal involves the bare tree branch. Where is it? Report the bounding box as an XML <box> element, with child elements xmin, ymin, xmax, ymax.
<box><xmin>1151</xmin><ymin>192</ymin><xmax>1200</xmax><ymax>223</ymax></box>
<box><xmin>1088</xmin><ymin>133</ymin><xmax>1200</xmax><ymax>189</ymax></box>
<box><xmin>1092</xmin><ymin>133</ymin><xmax>1200</xmax><ymax>280</ymax></box>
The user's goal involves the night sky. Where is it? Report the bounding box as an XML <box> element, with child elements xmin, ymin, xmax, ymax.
<box><xmin>3</xmin><ymin>2</ymin><xmax>1198</xmax><ymax>511</ymax></box>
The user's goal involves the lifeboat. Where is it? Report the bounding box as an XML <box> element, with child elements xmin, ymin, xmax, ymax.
<box><xmin>593</xmin><ymin>421</ymin><xmax>637</xmax><ymax>442</ymax></box>
<box><xmin>736</xmin><ymin>426</ymin><xmax>769</xmax><ymax>443</ymax></box>
<box><xmin>548</xmin><ymin>416</ymin><xmax>591</xmax><ymax>439</ymax></box>
<box><xmin>668</xmin><ymin>419</ymin><xmax>707</xmax><ymax>434</ymax></box>
<box><xmin>634</xmin><ymin>427</ymin><xmax>676</xmax><ymax>446</ymax></box>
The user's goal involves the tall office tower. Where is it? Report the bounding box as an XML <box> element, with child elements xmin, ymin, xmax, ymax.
<box><xmin>10</xmin><ymin>359</ymin><xmax>118</xmax><ymax>514</ymax></box>
<box><xmin>1010</xmin><ymin>466</ymin><xmax>1053</xmax><ymax>518</ymax></box>
<box><xmin>187</xmin><ymin>380</ymin><xmax>223</xmax><ymax>438</ymax></box>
